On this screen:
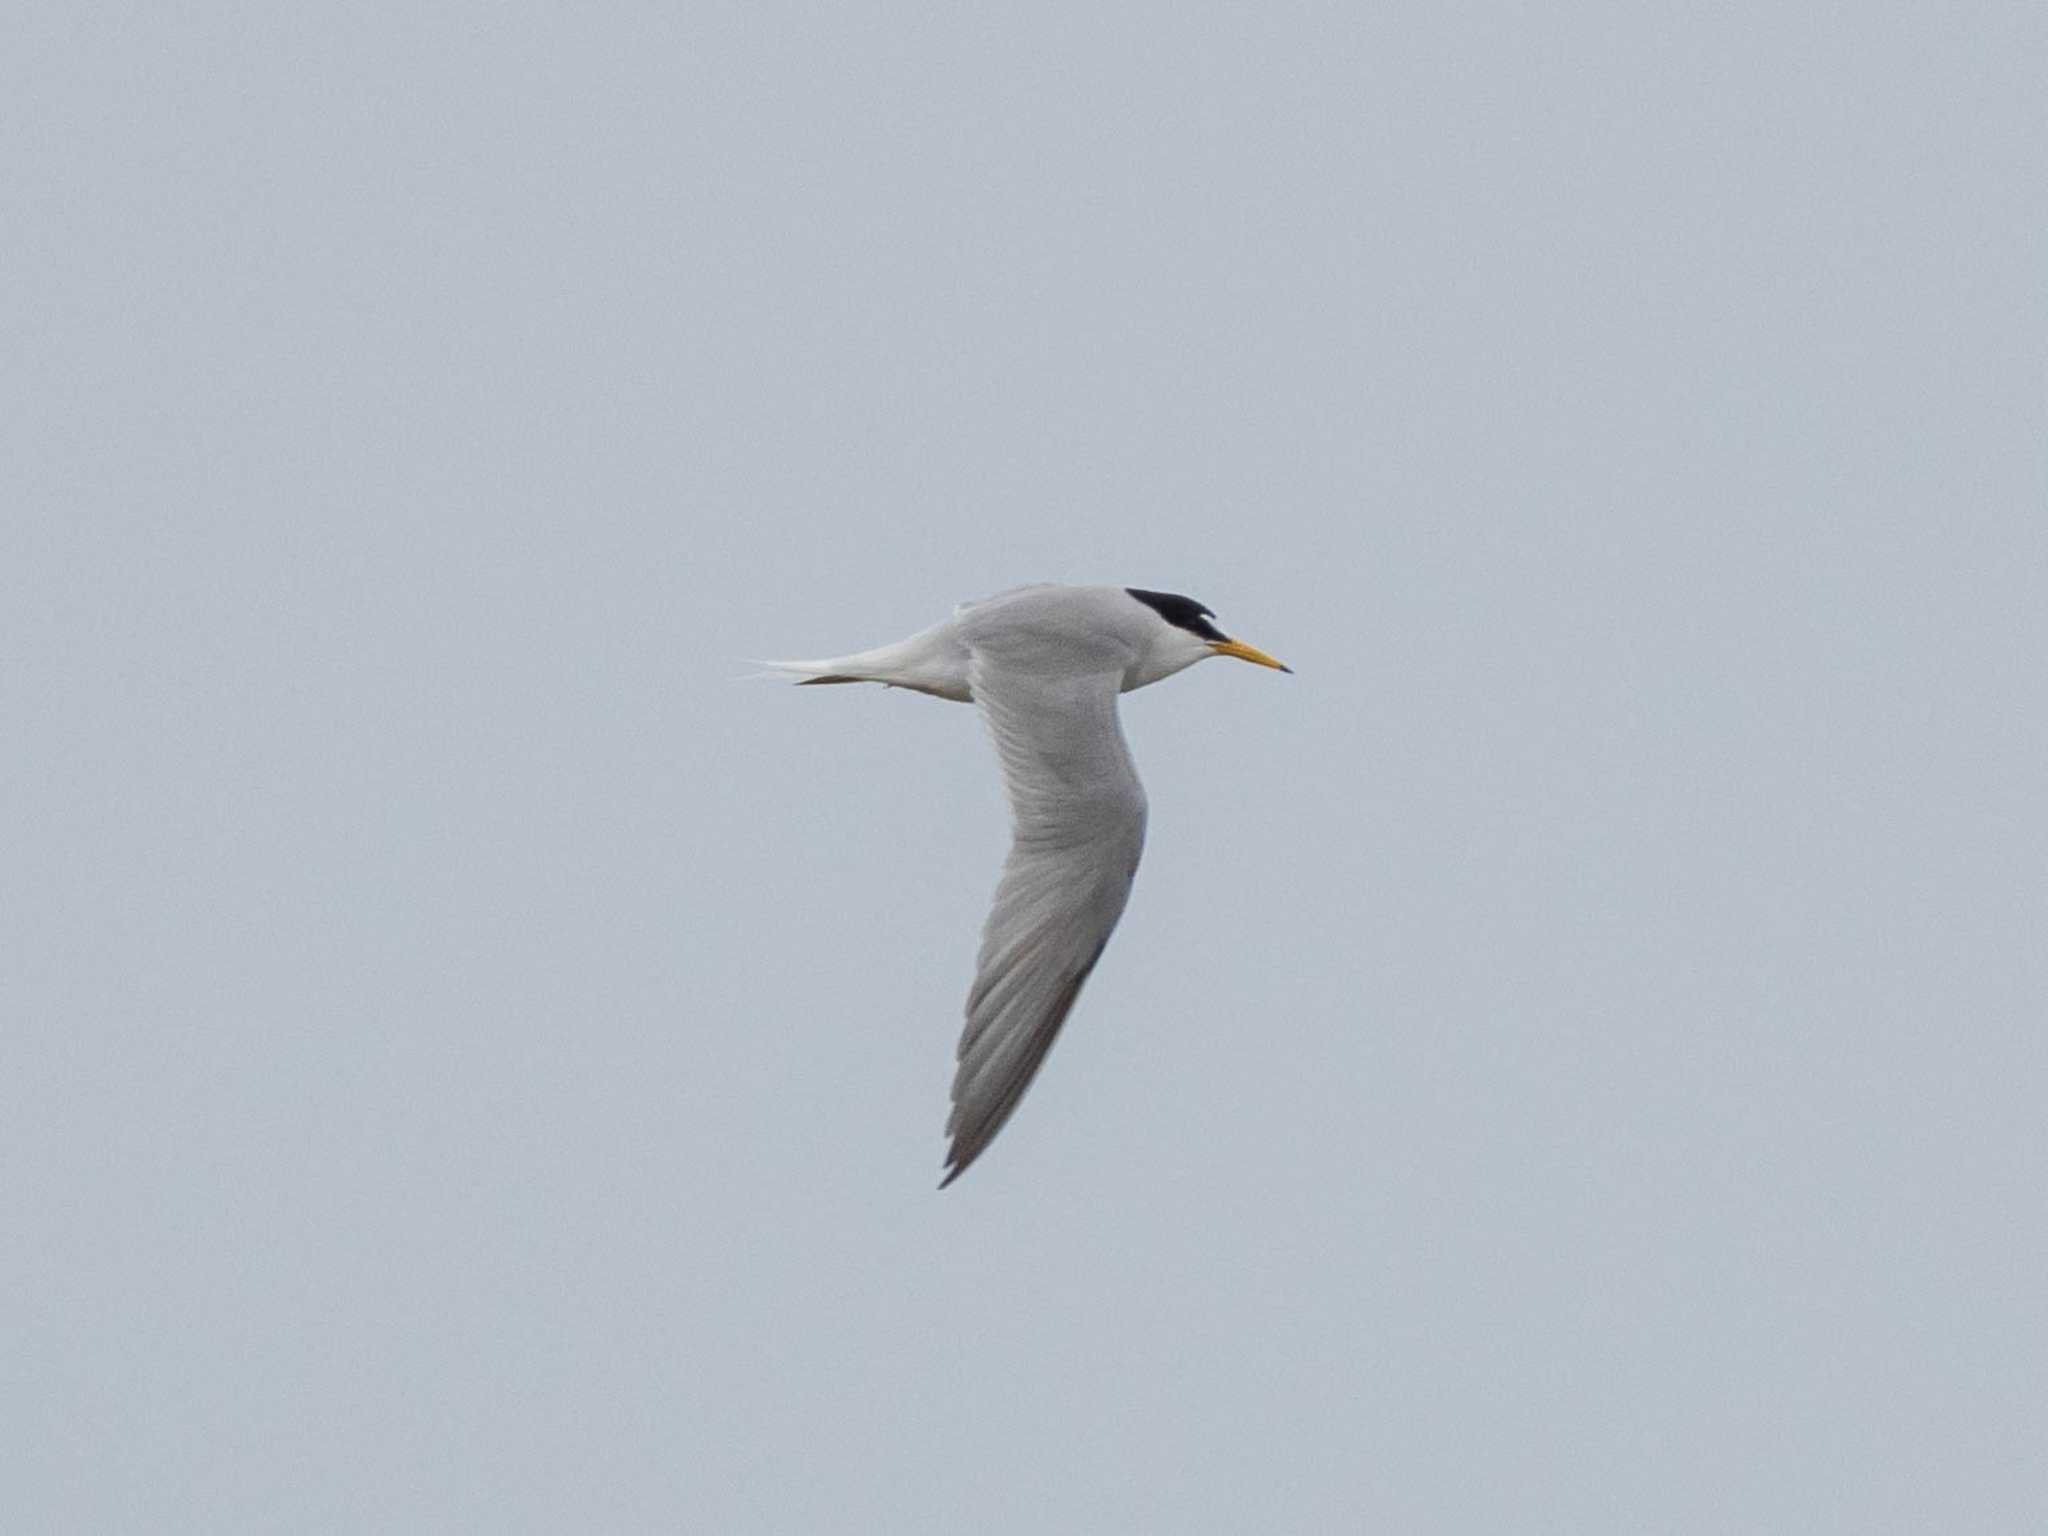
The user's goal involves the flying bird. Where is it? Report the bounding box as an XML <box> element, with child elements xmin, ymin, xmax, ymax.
<box><xmin>764</xmin><ymin>584</ymin><xmax>1290</xmax><ymax>1186</ymax></box>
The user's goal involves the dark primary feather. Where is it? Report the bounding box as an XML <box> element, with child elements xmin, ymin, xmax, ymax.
<box><xmin>941</xmin><ymin>940</ymin><xmax>1107</xmax><ymax>1187</ymax></box>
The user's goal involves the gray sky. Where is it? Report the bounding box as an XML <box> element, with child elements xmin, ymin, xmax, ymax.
<box><xmin>7</xmin><ymin>3</ymin><xmax>2045</xmax><ymax>1530</ymax></box>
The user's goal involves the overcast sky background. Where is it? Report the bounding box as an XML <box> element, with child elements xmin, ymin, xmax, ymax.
<box><xmin>7</xmin><ymin>4</ymin><xmax>2045</xmax><ymax>1530</ymax></box>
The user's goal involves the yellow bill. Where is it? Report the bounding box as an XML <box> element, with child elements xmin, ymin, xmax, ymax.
<box><xmin>1210</xmin><ymin>638</ymin><xmax>1293</xmax><ymax>673</ymax></box>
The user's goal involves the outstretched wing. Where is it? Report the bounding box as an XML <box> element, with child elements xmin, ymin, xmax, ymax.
<box><xmin>943</xmin><ymin>653</ymin><xmax>1148</xmax><ymax>1186</ymax></box>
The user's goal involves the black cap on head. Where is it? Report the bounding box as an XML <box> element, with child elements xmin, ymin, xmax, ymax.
<box><xmin>1126</xmin><ymin>588</ymin><xmax>1228</xmax><ymax>642</ymax></box>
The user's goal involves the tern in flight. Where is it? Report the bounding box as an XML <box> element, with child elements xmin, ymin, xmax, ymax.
<box><xmin>765</xmin><ymin>584</ymin><xmax>1290</xmax><ymax>1185</ymax></box>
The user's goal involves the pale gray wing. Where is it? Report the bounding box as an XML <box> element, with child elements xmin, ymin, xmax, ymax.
<box><xmin>942</xmin><ymin>653</ymin><xmax>1148</xmax><ymax>1186</ymax></box>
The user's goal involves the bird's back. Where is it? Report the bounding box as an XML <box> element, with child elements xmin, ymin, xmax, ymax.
<box><xmin>955</xmin><ymin>586</ymin><xmax>1149</xmax><ymax>681</ymax></box>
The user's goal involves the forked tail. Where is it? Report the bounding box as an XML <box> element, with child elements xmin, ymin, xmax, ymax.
<box><xmin>750</xmin><ymin>656</ymin><xmax>870</xmax><ymax>686</ymax></box>
<box><xmin>748</xmin><ymin>621</ymin><xmax>970</xmax><ymax>701</ymax></box>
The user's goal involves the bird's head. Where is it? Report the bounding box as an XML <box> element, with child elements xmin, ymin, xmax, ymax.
<box><xmin>1124</xmin><ymin>588</ymin><xmax>1292</xmax><ymax>686</ymax></box>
